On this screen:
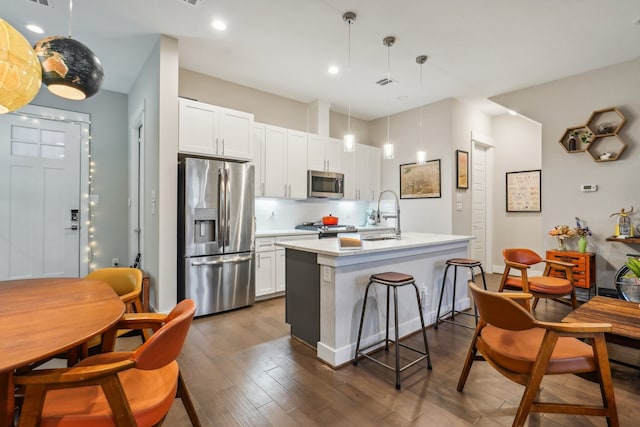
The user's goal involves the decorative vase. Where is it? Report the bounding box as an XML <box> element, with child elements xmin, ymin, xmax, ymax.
<box><xmin>578</xmin><ymin>236</ymin><xmax>587</xmax><ymax>253</ymax></box>
<box><xmin>557</xmin><ymin>237</ymin><xmax>566</xmax><ymax>251</ymax></box>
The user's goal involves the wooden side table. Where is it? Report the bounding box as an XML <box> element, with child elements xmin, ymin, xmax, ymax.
<box><xmin>546</xmin><ymin>250</ymin><xmax>596</xmax><ymax>299</ymax></box>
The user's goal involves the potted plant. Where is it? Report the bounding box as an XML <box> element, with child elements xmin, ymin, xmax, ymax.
<box><xmin>574</xmin><ymin>217</ymin><xmax>592</xmax><ymax>252</ymax></box>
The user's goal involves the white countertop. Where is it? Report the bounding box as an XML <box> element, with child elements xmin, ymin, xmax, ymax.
<box><xmin>255</xmin><ymin>225</ymin><xmax>394</xmax><ymax>238</ymax></box>
<box><xmin>275</xmin><ymin>232</ymin><xmax>474</xmax><ymax>257</ymax></box>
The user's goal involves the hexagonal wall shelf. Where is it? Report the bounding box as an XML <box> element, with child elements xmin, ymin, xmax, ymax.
<box><xmin>559</xmin><ymin>107</ymin><xmax>627</xmax><ymax>162</ymax></box>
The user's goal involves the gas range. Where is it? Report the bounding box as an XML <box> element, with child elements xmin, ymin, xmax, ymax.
<box><xmin>295</xmin><ymin>224</ymin><xmax>358</xmax><ymax>238</ymax></box>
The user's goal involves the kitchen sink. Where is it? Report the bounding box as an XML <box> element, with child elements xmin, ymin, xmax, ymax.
<box><xmin>362</xmin><ymin>236</ymin><xmax>398</xmax><ymax>241</ymax></box>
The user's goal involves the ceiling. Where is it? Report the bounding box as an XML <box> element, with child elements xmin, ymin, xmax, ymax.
<box><xmin>4</xmin><ymin>0</ymin><xmax>640</xmax><ymax>120</ymax></box>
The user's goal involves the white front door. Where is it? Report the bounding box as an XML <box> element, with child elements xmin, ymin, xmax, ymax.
<box><xmin>0</xmin><ymin>111</ymin><xmax>83</xmax><ymax>279</ymax></box>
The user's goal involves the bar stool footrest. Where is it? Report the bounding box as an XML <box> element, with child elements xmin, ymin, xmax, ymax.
<box><xmin>355</xmin><ymin>339</ymin><xmax>430</xmax><ymax>373</ymax></box>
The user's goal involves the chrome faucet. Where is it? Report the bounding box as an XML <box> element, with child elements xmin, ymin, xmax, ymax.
<box><xmin>376</xmin><ymin>189</ymin><xmax>401</xmax><ymax>238</ymax></box>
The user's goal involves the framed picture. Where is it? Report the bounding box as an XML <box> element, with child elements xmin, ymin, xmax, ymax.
<box><xmin>506</xmin><ymin>169</ymin><xmax>541</xmax><ymax>212</ymax></box>
<box><xmin>456</xmin><ymin>150</ymin><xmax>469</xmax><ymax>189</ymax></box>
<box><xmin>400</xmin><ymin>159</ymin><xmax>441</xmax><ymax>199</ymax></box>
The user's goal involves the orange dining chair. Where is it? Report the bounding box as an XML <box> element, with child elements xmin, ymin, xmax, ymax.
<box><xmin>86</xmin><ymin>267</ymin><xmax>145</xmax><ymax>314</ymax></box>
<box><xmin>70</xmin><ymin>268</ymin><xmax>149</xmax><ymax>364</ymax></box>
<box><xmin>457</xmin><ymin>283</ymin><xmax>618</xmax><ymax>427</ymax></box>
<box><xmin>15</xmin><ymin>299</ymin><xmax>200</xmax><ymax>427</ymax></box>
<box><xmin>499</xmin><ymin>248</ymin><xmax>578</xmax><ymax>310</ymax></box>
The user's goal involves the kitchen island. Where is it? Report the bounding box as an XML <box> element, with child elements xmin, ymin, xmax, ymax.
<box><xmin>276</xmin><ymin>232</ymin><xmax>474</xmax><ymax>368</ymax></box>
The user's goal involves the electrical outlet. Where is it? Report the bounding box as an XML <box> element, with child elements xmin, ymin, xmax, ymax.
<box><xmin>112</xmin><ymin>258</ymin><xmax>119</xmax><ymax>267</ymax></box>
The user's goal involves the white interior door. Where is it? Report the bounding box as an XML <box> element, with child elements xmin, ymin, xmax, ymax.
<box><xmin>0</xmin><ymin>112</ymin><xmax>82</xmax><ymax>279</ymax></box>
<box><xmin>471</xmin><ymin>145</ymin><xmax>487</xmax><ymax>268</ymax></box>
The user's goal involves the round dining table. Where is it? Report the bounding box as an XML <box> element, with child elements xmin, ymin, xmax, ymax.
<box><xmin>0</xmin><ymin>277</ymin><xmax>125</xmax><ymax>427</ymax></box>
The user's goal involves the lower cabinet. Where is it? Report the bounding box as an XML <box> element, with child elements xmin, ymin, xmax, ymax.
<box><xmin>255</xmin><ymin>234</ymin><xmax>316</xmax><ymax>299</ymax></box>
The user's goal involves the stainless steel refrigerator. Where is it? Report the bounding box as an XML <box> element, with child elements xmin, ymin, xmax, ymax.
<box><xmin>178</xmin><ymin>156</ymin><xmax>255</xmax><ymax>316</ymax></box>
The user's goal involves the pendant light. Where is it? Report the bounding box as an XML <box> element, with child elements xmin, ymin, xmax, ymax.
<box><xmin>382</xmin><ymin>36</ymin><xmax>395</xmax><ymax>160</ymax></box>
<box><xmin>416</xmin><ymin>55</ymin><xmax>428</xmax><ymax>164</ymax></box>
<box><xmin>34</xmin><ymin>0</ymin><xmax>104</xmax><ymax>100</ymax></box>
<box><xmin>343</xmin><ymin>11</ymin><xmax>356</xmax><ymax>152</ymax></box>
<box><xmin>0</xmin><ymin>19</ymin><xmax>42</xmax><ymax>114</ymax></box>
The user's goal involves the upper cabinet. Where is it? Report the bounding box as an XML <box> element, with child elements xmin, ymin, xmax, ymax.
<box><xmin>178</xmin><ymin>98</ymin><xmax>254</xmax><ymax>160</ymax></box>
<box><xmin>307</xmin><ymin>134</ymin><xmax>342</xmax><ymax>173</ymax></box>
<box><xmin>252</xmin><ymin>123</ymin><xmax>266</xmax><ymax>197</ymax></box>
<box><xmin>343</xmin><ymin>143</ymin><xmax>381</xmax><ymax>201</ymax></box>
<box><xmin>263</xmin><ymin>125</ymin><xmax>308</xmax><ymax>199</ymax></box>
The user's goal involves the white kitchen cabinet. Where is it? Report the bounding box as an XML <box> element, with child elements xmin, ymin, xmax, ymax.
<box><xmin>368</xmin><ymin>145</ymin><xmax>381</xmax><ymax>200</ymax></box>
<box><xmin>255</xmin><ymin>234</ymin><xmax>316</xmax><ymax>299</ymax></box>
<box><xmin>178</xmin><ymin>98</ymin><xmax>254</xmax><ymax>160</ymax></box>
<box><xmin>307</xmin><ymin>134</ymin><xmax>342</xmax><ymax>172</ymax></box>
<box><xmin>252</xmin><ymin>122</ymin><xmax>266</xmax><ymax>196</ymax></box>
<box><xmin>263</xmin><ymin>125</ymin><xmax>308</xmax><ymax>199</ymax></box>
<box><xmin>275</xmin><ymin>249</ymin><xmax>286</xmax><ymax>292</ymax></box>
<box><xmin>256</xmin><ymin>238</ymin><xmax>276</xmax><ymax>298</ymax></box>
<box><xmin>343</xmin><ymin>143</ymin><xmax>381</xmax><ymax>201</ymax></box>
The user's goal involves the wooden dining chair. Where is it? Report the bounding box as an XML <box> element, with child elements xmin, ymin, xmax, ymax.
<box><xmin>15</xmin><ymin>299</ymin><xmax>200</xmax><ymax>427</ymax></box>
<box><xmin>457</xmin><ymin>283</ymin><xmax>618</xmax><ymax>427</ymax></box>
<box><xmin>499</xmin><ymin>248</ymin><xmax>578</xmax><ymax>310</ymax></box>
<box><xmin>86</xmin><ymin>267</ymin><xmax>145</xmax><ymax>314</ymax></box>
<box><xmin>70</xmin><ymin>268</ymin><xmax>149</xmax><ymax>364</ymax></box>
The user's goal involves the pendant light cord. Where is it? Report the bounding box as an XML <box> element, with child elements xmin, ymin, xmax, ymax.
<box><xmin>419</xmin><ymin>61</ymin><xmax>423</xmax><ymax>149</ymax></box>
<box><xmin>68</xmin><ymin>0</ymin><xmax>73</xmax><ymax>38</ymax></box>
<box><xmin>347</xmin><ymin>18</ymin><xmax>352</xmax><ymax>134</ymax></box>
<box><xmin>386</xmin><ymin>43</ymin><xmax>390</xmax><ymax>144</ymax></box>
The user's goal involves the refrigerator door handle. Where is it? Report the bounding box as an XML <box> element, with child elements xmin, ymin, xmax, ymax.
<box><xmin>225</xmin><ymin>168</ymin><xmax>231</xmax><ymax>247</ymax></box>
<box><xmin>218</xmin><ymin>168</ymin><xmax>225</xmax><ymax>248</ymax></box>
<box><xmin>191</xmin><ymin>254</ymin><xmax>253</xmax><ymax>267</ymax></box>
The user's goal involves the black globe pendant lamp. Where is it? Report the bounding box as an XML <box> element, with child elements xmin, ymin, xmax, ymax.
<box><xmin>33</xmin><ymin>0</ymin><xmax>104</xmax><ymax>100</ymax></box>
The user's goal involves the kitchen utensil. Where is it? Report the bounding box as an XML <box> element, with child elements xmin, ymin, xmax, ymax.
<box><xmin>322</xmin><ymin>215</ymin><xmax>339</xmax><ymax>225</ymax></box>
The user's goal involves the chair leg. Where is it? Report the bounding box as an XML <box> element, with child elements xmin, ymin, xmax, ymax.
<box><xmin>393</xmin><ymin>286</ymin><xmax>401</xmax><ymax>390</ymax></box>
<box><xmin>477</xmin><ymin>265</ymin><xmax>487</xmax><ymax>290</ymax></box>
<box><xmin>513</xmin><ymin>331</ymin><xmax>557</xmax><ymax>427</ymax></box>
<box><xmin>385</xmin><ymin>285</ymin><xmax>391</xmax><ymax>351</ymax></box>
<box><xmin>411</xmin><ymin>282</ymin><xmax>432</xmax><ymax>370</ymax></box>
<box><xmin>435</xmin><ymin>264</ymin><xmax>451</xmax><ymax>329</ymax></box>
<box><xmin>592</xmin><ymin>336</ymin><xmax>619</xmax><ymax>426</ymax></box>
<box><xmin>456</xmin><ymin>323</ymin><xmax>482</xmax><ymax>392</ymax></box>
<box><xmin>451</xmin><ymin>266</ymin><xmax>458</xmax><ymax>321</ymax></box>
<box><xmin>531</xmin><ymin>297</ymin><xmax>540</xmax><ymax>311</ymax></box>
<box><xmin>569</xmin><ymin>288</ymin><xmax>578</xmax><ymax>310</ymax></box>
<box><xmin>353</xmin><ymin>281</ymin><xmax>373</xmax><ymax>365</ymax></box>
<box><xmin>177</xmin><ymin>371</ymin><xmax>202</xmax><ymax>427</ymax></box>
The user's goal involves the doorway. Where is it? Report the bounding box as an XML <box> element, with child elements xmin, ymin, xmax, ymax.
<box><xmin>128</xmin><ymin>108</ymin><xmax>145</xmax><ymax>269</ymax></box>
<box><xmin>0</xmin><ymin>105</ymin><xmax>90</xmax><ymax>279</ymax></box>
<box><xmin>471</xmin><ymin>132</ymin><xmax>494</xmax><ymax>272</ymax></box>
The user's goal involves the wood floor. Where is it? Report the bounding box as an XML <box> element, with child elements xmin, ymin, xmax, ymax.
<box><xmin>149</xmin><ymin>275</ymin><xmax>640</xmax><ymax>426</ymax></box>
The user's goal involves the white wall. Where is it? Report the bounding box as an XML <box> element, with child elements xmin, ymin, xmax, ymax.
<box><xmin>451</xmin><ymin>100</ymin><xmax>493</xmax><ymax>236</ymax></box>
<box><xmin>491</xmin><ymin>114</ymin><xmax>542</xmax><ymax>270</ymax></box>
<box><xmin>128</xmin><ymin>35</ymin><xmax>180</xmax><ymax>313</ymax></box>
<box><xmin>255</xmin><ymin>199</ymin><xmax>371</xmax><ymax>230</ymax></box>
<box><xmin>369</xmin><ymin>99</ymin><xmax>455</xmax><ymax>234</ymax></box>
<box><xmin>492</xmin><ymin>58</ymin><xmax>640</xmax><ymax>288</ymax></box>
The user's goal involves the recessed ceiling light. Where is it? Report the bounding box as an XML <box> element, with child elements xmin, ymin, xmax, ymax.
<box><xmin>328</xmin><ymin>65</ymin><xmax>339</xmax><ymax>75</ymax></box>
<box><xmin>26</xmin><ymin>24</ymin><xmax>44</xmax><ymax>34</ymax></box>
<box><xmin>508</xmin><ymin>109</ymin><xmax>518</xmax><ymax>116</ymax></box>
<box><xmin>211</xmin><ymin>19</ymin><xmax>227</xmax><ymax>31</ymax></box>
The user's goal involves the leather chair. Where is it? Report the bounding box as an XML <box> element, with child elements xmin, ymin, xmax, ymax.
<box><xmin>15</xmin><ymin>299</ymin><xmax>200</xmax><ymax>427</ymax></box>
<box><xmin>499</xmin><ymin>248</ymin><xmax>578</xmax><ymax>310</ymax></box>
<box><xmin>457</xmin><ymin>283</ymin><xmax>618</xmax><ymax>427</ymax></box>
<box><xmin>75</xmin><ymin>268</ymin><xmax>149</xmax><ymax>362</ymax></box>
<box><xmin>86</xmin><ymin>267</ymin><xmax>144</xmax><ymax>314</ymax></box>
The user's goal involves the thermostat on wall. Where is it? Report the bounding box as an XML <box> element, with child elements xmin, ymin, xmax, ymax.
<box><xmin>581</xmin><ymin>184</ymin><xmax>597</xmax><ymax>192</ymax></box>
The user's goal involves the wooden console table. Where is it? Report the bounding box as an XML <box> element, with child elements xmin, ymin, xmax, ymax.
<box><xmin>546</xmin><ymin>250</ymin><xmax>596</xmax><ymax>299</ymax></box>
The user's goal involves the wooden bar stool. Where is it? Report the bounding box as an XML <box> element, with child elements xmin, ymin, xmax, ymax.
<box><xmin>435</xmin><ymin>258</ymin><xmax>487</xmax><ymax>329</ymax></box>
<box><xmin>353</xmin><ymin>272</ymin><xmax>432</xmax><ymax>390</ymax></box>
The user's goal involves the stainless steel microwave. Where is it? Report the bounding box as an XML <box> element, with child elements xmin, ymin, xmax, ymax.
<box><xmin>307</xmin><ymin>170</ymin><xmax>344</xmax><ymax>199</ymax></box>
